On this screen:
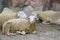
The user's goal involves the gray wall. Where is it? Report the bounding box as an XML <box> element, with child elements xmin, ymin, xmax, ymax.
<box><xmin>0</xmin><ymin>0</ymin><xmax>2</xmax><ymax>13</ymax></box>
<box><xmin>51</xmin><ymin>3</ymin><xmax>60</xmax><ymax>11</ymax></box>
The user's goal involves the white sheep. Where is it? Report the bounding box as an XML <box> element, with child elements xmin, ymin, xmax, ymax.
<box><xmin>2</xmin><ymin>18</ymin><xmax>36</xmax><ymax>35</ymax></box>
<box><xmin>36</xmin><ymin>10</ymin><xmax>56</xmax><ymax>24</ymax></box>
<box><xmin>0</xmin><ymin>13</ymin><xmax>18</xmax><ymax>30</ymax></box>
<box><xmin>36</xmin><ymin>10</ymin><xmax>60</xmax><ymax>24</ymax></box>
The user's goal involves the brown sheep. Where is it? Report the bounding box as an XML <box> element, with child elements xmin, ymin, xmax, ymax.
<box><xmin>2</xmin><ymin>19</ymin><xmax>36</xmax><ymax>35</ymax></box>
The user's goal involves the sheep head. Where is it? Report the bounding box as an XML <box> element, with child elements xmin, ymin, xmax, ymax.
<box><xmin>28</xmin><ymin>12</ymin><xmax>39</xmax><ymax>23</ymax></box>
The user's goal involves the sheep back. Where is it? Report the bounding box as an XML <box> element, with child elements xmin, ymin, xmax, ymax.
<box><xmin>2</xmin><ymin>19</ymin><xmax>30</xmax><ymax>34</ymax></box>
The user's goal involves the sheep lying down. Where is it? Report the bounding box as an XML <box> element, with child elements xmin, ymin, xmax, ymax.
<box><xmin>36</xmin><ymin>10</ymin><xmax>60</xmax><ymax>25</ymax></box>
<box><xmin>0</xmin><ymin>13</ymin><xmax>18</xmax><ymax>30</ymax></box>
<box><xmin>2</xmin><ymin>19</ymin><xmax>36</xmax><ymax>35</ymax></box>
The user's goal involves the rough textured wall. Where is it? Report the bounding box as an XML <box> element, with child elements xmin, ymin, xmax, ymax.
<box><xmin>8</xmin><ymin>0</ymin><xmax>44</xmax><ymax>12</ymax></box>
<box><xmin>0</xmin><ymin>0</ymin><xmax>3</xmax><ymax>13</ymax></box>
<box><xmin>11</xmin><ymin>0</ymin><xmax>44</xmax><ymax>7</ymax></box>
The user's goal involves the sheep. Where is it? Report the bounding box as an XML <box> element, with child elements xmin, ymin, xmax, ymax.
<box><xmin>0</xmin><ymin>7</ymin><xmax>23</xmax><ymax>30</ymax></box>
<box><xmin>0</xmin><ymin>13</ymin><xmax>18</xmax><ymax>30</ymax></box>
<box><xmin>2</xmin><ymin>18</ymin><xmax>36</xmax><ymax>35</ymax></box>
<box><xmin>36</xmin><ymin>10</ymin><xmax>57</xmax><ymax>24</ymax></box>
<box><xmin>36</xmin><ymin>10</ymin><xmax>60</xmax><ymax>24</ymax></box>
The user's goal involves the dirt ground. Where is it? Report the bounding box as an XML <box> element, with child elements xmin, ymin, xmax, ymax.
<box><xmin>0</xmin><ymin>22</ymin><xmax>60</xmax><ymax>40</ymax></box>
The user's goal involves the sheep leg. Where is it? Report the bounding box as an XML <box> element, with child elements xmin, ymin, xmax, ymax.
<box><xmin>6</xmin><ymin>29</ymin><xmax>10</xmax><ymax>35</ymax></box>
<box><xmin>29</xmin><ymin>23</ymin><xmax>36</xmax><ymax>34</ymax></box>
<box><xmin>5</xmin><ymin>22</ymin><xmax>16</xmax><ymax>36</ymax></box>
<box><xmin>42</xmin><ymin>21</ymin><xmax>50</xmax><ymax>24</ymax></box>
<box><xmin>7</xmin><ymin>33</ymin><xmax>16</xmax><ymax>36</ymax></box>
<box><xmin>42</xmin><ymin>18</ymin><xmax>52</xmax><ymax>25</ymax></box>
<box><xmin>6</xmin><ymin>28</ymin><xmax>16</xmax><ymax>36</ymax></box>
<box><xmin>6</xmin><ymin>29</ymin><xmax>16</xmax><ymax>36</ymax></box>
<box><xmin>32</xmin><ymin>31</ymin><xmax>36</xmax><ymax>34</ymax></box>
<box><xmin>20</xmin><ymin>31</ymin><xmax>26</xmax><ymax>35</ymax></box>
<box><xmin>16</xmin><ymin>31</ymin><xmax>21</xmax><ymax>34</ymax></box>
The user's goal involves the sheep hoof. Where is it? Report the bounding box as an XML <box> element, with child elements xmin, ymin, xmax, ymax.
<box><xmin>42</xmin><ymin>22</ymin><xmax>50</xmax><ymax>25</ymax></box>
<box><xmin>6</xmin><ymin>33</ymin><xmax>16</xmax><ymax>36</ymax></box>
<box><xmin>20</xmin><ymin>31</ymin><xmax>26</xmax><ymax>35</ymax></box>
<box><xmin>33</xmin><ymin>31</ymin><xmax>36</xmax><ymax>34</ymax></box>
<box><xmin>6</xmin><ymin>33</ymin><xmax>10</xmax><ymax>36</ymax></box>
<box><xmin>42</xmin><ymin>22</ymin><xmax>47</xmax><ymax>24</ymax></box>
<box><xmin>6</xmin><ymin>32</ymin><xmax>10</xmax><ymax>36</ymax></box>
<box><xmin>16</xmin><ymin>31</ymin><xmax>21</xmax><ymax>34</ymax></box>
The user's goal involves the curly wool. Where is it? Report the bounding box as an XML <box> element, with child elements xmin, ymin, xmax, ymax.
<box><xmin>37</xmin><ymin>10</ymin><xmax>60</xmax><ymax>24</ymax></box>
<box><xmin>2</xmin><ymin>19</ymin><xmax>36</xmax><ymax>35</ymax></box>
<box><xmin>0</xmin><ymin>13</ymin><xmax>18</xmax><ymax>28</ymax></box>
<box><xmin>36</xmin><ymin>10</ymin><xmax>59</xmax><ymax>24</ymax></box>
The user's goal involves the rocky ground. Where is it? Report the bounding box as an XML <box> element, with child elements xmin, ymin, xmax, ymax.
<box><xmin>0</xmin><ymin>22</ymin><xmax>60</xmax><ymax>40</ymax></box>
